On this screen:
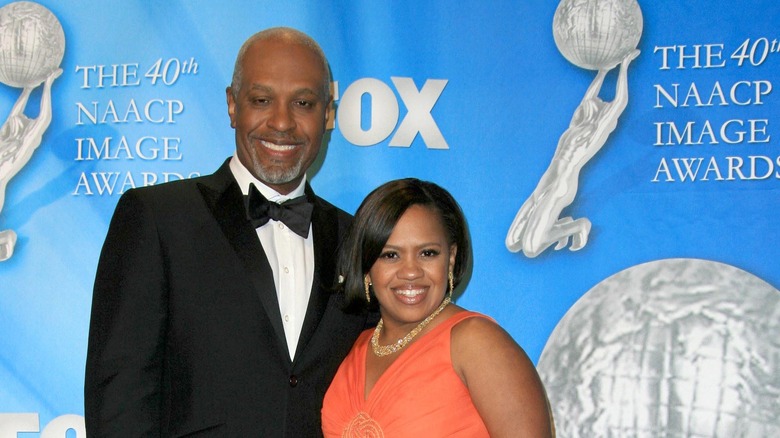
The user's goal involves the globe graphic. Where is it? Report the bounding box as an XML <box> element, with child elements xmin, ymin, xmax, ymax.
<box><xmin>538</xmin><ymin>259</ymin><xmax>780</xmax><ymax>437</ymax></box>
<box><xmin>553</xmin><ymin>0</ymin><xmax>642</xmax><ymax>70</ymax></box>
<box><xmin>0</xmin><ymin>1</ymin><xmax>65</xmax><ymax>88</ymax></box>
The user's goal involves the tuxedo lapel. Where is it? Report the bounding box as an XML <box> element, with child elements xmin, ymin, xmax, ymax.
<box><xmin>295</xmin><ymin>184</ymin><xmax>340</xmax><ymax>357</ymax></box>
<box><xmin>196</xmin><ymin>161</ymin><xmax>288</xmax><ymax>357</ymax></box>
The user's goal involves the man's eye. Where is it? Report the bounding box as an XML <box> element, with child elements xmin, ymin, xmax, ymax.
<box><xmin>295</xmin><ymin>100</ymin><xmax>313</xmax><ymax>108</ymax></box>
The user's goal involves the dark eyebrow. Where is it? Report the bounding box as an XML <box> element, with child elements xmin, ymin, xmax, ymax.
<box><xmin>294</xmin><ymin>87</ymin><xmax>324</xmax><ymax>99</ymax></box>
<box><xmin>247</xmin><ymin>83</ymin><xmax>322</xmax><ymax>99</ymax></box>
<box><xmin>247</xmin><ymin>84</ymin><xmax>272</xmax><ymax>93</ymax></box>
<box><xmin>383</xmin><ymin>242</ymin><xmax>444</xmax><ymax>251</ymax></box>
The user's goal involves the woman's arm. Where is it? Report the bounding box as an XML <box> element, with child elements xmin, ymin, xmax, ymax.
<box><xmin>451</xmin><ymin>316</ymin><xmax>554</xmax><ymax>437</ymax></box>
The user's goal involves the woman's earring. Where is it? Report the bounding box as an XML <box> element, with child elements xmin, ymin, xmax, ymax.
<box><xmin>364</xmin><ymin>276</ymin><xmax>371</xmax><ymax>303</ymax></box>
<box><xmin>448</xmin><ymin>270</ymin><xmax>454</xmax><ymax>298</ymax></box>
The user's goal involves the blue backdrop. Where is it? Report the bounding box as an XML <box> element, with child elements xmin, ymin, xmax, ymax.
<box><xmin>1</xmin><ymin>0</ymin><xmax>778</xmax><ymax>434</ymax></box>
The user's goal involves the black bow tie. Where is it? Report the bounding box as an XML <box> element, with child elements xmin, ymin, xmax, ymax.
<box><xmin>245</xmin><ymin>184</ymin><xmax>313</xmax><ymax>238</ymax></box>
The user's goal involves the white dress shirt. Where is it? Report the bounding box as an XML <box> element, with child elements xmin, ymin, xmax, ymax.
<box><xmin>229</xmin><ymin>155</ymin><xmax>314</xmax><ymax>360</ymax></box>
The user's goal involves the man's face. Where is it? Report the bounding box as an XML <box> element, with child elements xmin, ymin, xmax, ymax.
<box><xmin>227</xmin><ymin>39</ymin><xmax>330</xmax><ymax>195</ymax></box>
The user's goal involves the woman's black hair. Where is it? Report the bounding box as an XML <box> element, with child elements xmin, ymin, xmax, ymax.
<box><xmin>336</xmin><ymin>178</ymin><xmax>471</xmax><ymax>311</ymax></box>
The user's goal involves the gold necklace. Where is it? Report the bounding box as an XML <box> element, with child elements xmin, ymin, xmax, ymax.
<box><xmin>371</xmin><ymin>296</ymin><xmax>451</xmax><ymax>357</ymax></box>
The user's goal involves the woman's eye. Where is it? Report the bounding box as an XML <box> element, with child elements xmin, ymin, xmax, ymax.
<box><xmin>379</xmin><ymin>251</ymin><xmax>397</xmax><ymax>259</ymax></box>
<box><xmin>421</xmin><ymin>249</ymin><xmax>440</xmax><ymax>257</ymax></box>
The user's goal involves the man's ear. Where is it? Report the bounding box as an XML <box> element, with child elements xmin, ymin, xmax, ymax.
<box><xmin>226</xmin><ymin>87</ymin><xmax>237</xmax><ymax>128</ymax></box>
<box><xmin>325</xmin><ymin>82</ymin><xmax>335</xmax><ymax>130</ymax></box>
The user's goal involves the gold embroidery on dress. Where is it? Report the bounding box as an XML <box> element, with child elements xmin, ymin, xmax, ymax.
<box><xmin>342</xmin><ymin>411</ymin><xmax>384</xmax><ymax>438</ymax></box>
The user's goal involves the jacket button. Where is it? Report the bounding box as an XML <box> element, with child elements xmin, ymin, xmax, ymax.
<box><xmin>289</xmin><ymin>375</ymin><xmax>298</xmax><ymax>387</ymax></box>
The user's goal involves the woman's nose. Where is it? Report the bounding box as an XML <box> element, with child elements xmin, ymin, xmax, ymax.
<box><xmin>398</xmin><ymin>259</ymin><xmax>423</xmax><ymax>279</ymax></box>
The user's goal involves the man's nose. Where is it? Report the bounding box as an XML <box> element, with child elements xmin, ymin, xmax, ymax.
<box><xmin>267</xmin><ymin>102</ymin><xmax>295</xmax><ymax>132</ymax></box>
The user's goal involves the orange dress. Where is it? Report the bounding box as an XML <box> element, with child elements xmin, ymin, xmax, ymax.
<box><xmin>321</xmin><ymin>311</ymin><xmax>491</xmax><ymax>437</ymax></box>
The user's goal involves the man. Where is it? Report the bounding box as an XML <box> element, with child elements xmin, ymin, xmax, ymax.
<box><xmin>85</xmin><ymin>27</ymin><xmax>370</xmax><ymax>437</ymax></box>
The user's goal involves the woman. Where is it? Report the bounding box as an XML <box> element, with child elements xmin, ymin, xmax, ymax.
<box><xmin>322</xmin><ymin>178</ymin><xmax>554</xmax><ymax>437</ymax></box>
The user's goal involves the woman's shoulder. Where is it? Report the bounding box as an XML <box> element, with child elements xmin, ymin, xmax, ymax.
<box><xmin>449</xmin><ymin>308</ymin><xmax>504</xmax><ymax>340</ymax></box>
<box><xmin>449</xmin><ymin>307</ymin><xmax>532</xmax><ymax>368</ymax></box>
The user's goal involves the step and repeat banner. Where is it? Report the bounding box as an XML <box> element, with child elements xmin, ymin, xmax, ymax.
<box><xmin>1</xmin><ymin>0</ymin><xmax>778</xmax><ymax>436</ymax></box>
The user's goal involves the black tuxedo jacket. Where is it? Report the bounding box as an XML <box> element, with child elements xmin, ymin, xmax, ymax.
<box><xmin>85</xmin><ymin>160</ymin><xmax>369</xmax><ymax>437</ymax></box>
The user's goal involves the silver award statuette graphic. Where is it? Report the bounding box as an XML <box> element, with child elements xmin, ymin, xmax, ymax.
<box><xmin>506</xmin><ymin>0</ymin><xmax>642</xmax><ymax>257</ymax></box>
<box><xmin>538</xmin><ymin>259</ymin><xmax>780</xmax><ymax>437</ymax></box>
<box><xmin>0</xmin><ymin>1</ymin><xmax>64</xmax><ymax>262</ymax></box>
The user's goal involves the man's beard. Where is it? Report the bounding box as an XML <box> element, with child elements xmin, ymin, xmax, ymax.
<box><xmin>249</xmin><ymin>152</ymin><xmax>305</xmax><ymax>186</ymax></box>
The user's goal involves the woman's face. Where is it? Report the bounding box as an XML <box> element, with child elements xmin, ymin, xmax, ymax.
<box><xmin>367</xmin><ymin>204</ymin><xmax>456</xmax><ymax>329</ymax></box>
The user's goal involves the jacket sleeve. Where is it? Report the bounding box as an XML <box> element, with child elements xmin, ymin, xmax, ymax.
<box><xmin>84</xmin><ymin>189</ymin><xmax>167</xmax><ymax>437</ymax></box>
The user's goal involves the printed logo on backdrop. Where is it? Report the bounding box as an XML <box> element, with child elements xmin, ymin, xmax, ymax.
<box><xmin>73</xmin><ymin>72</ymin><xmax>448</xmax><ymax>198</ymax></box>
<box><xmin>73</xmin><ymin>57</ymin><xmax>196</xmax><ymax>196</ymax></box>
<box><xmin>0</xmin><ymin>413</ymin><xmax>85</xmax><ymax>437</ymax></box>
<box><xmin>506</xmin><ymin>2</ymin><xmax>780</xmax><ymax>436</ymax></box>
<box><xmin>0</xmin><ymin>1</ymin><xmax>64</xmax><ymax>262</ymax></box>
<box><xmin>331</xmin><ymin>77</ymin><xmax>449</xmax><ymax>149</ymax></box>
<box><xmin>652</xmin><ymin>35</ymin><xmax>775</xmax><ymax>182</ymax></box>
<box><xmin>538</xmin><ymin>258</ymin><xmax>780</xmax><ymax>437</ymax></box>
<box><xmin>505</xmin><ymin>0</ymin><xmax>642</xmax><ymax>258</ymax></box>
